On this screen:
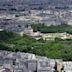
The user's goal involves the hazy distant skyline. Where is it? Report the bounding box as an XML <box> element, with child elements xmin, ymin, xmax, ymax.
<box><xmin>0</xmin><ymin>0</ymin><xmax>72</xmax><ymax>5</ymax></box>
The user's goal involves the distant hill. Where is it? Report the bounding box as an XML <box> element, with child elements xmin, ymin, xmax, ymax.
<box><xmin>0</xmin><ymin>0</ymin><xmax>71</xmax><ymax>10</ymax></box>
